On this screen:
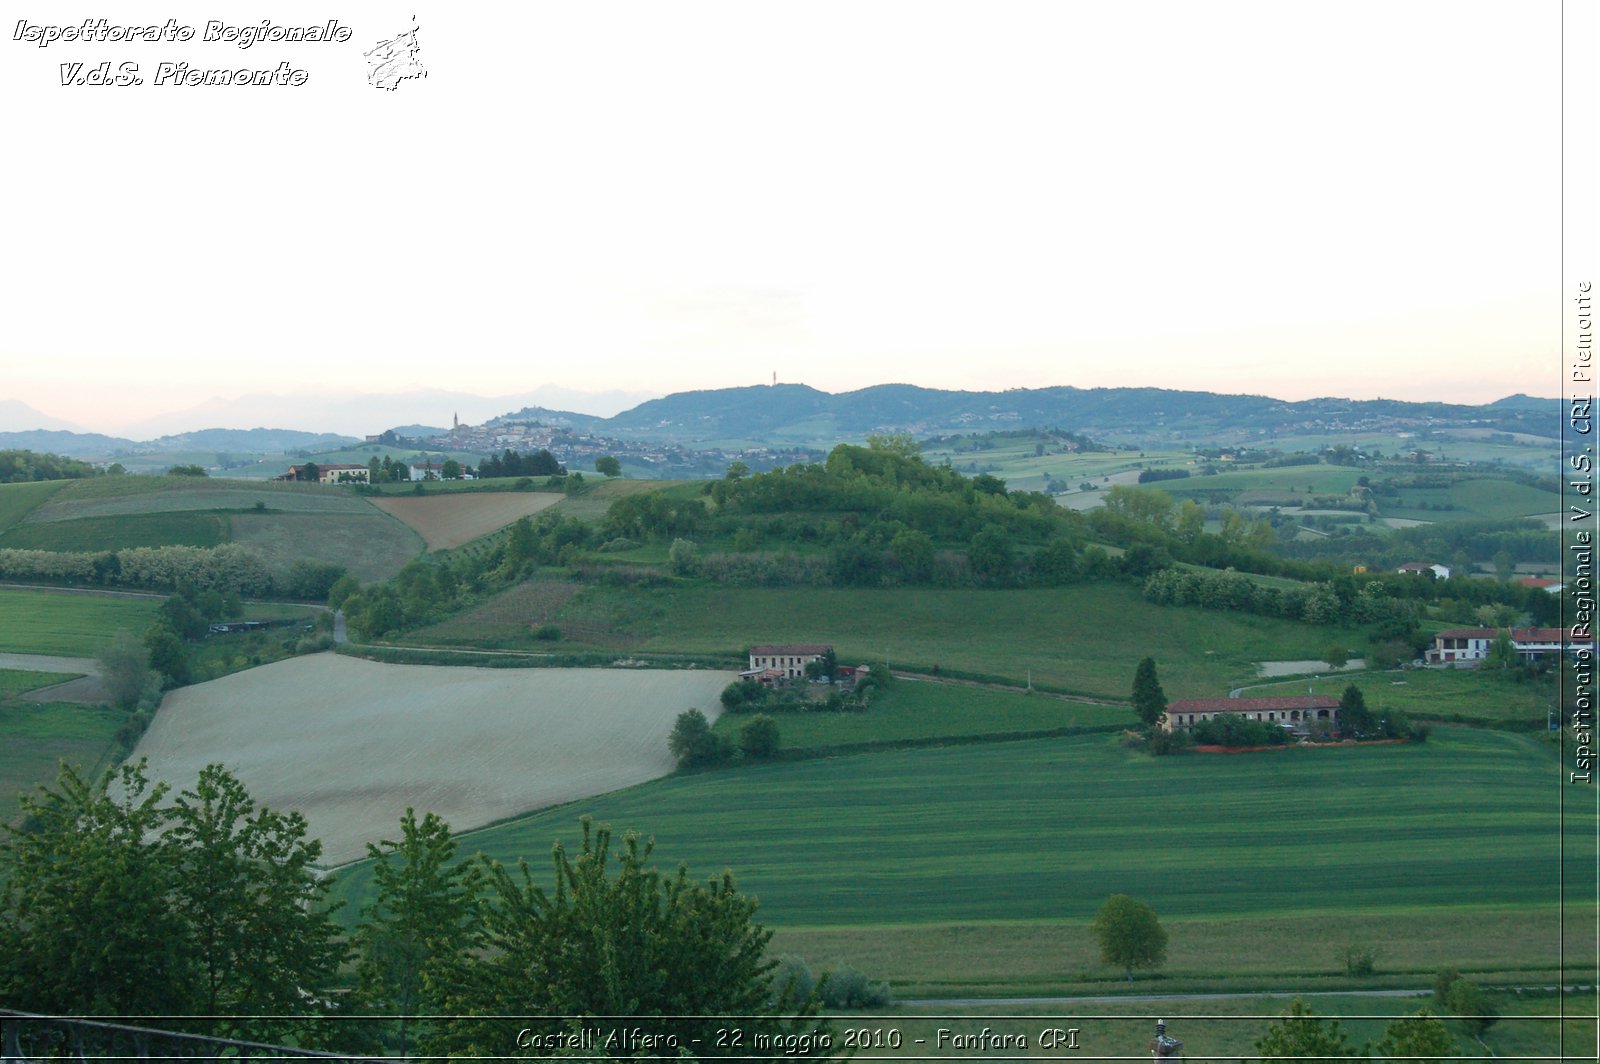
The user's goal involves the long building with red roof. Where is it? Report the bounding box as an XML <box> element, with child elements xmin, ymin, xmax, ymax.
<box><xmin>1163</xmin><ymin>695</ymin><xmax>1340</xmax><ymax>734</ymax></box>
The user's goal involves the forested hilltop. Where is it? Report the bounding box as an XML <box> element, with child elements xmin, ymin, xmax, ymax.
<box><xmin>335</xmin><ymin>437</ymin><xmax>1557</xmax><ymax>673</ymax></box>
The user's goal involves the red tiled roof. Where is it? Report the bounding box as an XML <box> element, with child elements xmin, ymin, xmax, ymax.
<box><xmin>1434</xmin><ymin>627</ymin><xmax>1587</xmax><ymax>642</ymax></box>
<box><xmin>749</xmin><ymin>644</ymin><xmax>832</xmax><ymax>656</ymax></box>
<box><xmin>1518</xmin><ymin>577</ymin><xmax>1558</xmax><ymax>588</ymax></box>
<box><xmin>1168</xmin><ymin>695</ymin><xmax>1339</xmax><ymax>713</ymax></box>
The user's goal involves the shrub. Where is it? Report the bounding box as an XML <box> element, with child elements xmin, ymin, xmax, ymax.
<box><xmin>533</xmin><ymin>624</ymin><xmax>561</xmax><ymax>641</ymax></box>
<box><xmin>668</xmin><ymin>708</ymin><xmax>729</xmax><ymax>769</ymax></box>
<box><xmin>739</xmin><ymin>715</ymin><xmax>780</xmax><ymax>760</ymax></box>
<box><xmin>668</xmin><ymin>538</ymin><xmax>699</xmax><ymax>576</ymax></box>
<box><xmin>1433</xmin><ymin>967</ymin><xmax>1461</xmax><ymax>1004</ymax></box>
<box><xmin>817</xmin><ymin>964</ymin><xmax>892</xmax><ymax>1009</ymax></box>
<box><xmin>1145</xmin><ymin>729</ymin><xmax>1191</xmax><ymax>756</ymax></box>
<box><xmin>1191</xmin><ymin>714</ymin><xmax>1288</xmax><ymax>747</ymax></box>
<box><xmin>1342</xmin><ymin>943</ymin><xmax>1377</xmax><ymax>977</ymax></box>
<box><xmin>768</xmin><ymin>955</ymin><xmax>815</xmax><ymax>1008</ymax></box>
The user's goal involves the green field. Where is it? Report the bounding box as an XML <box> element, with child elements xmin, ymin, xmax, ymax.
<box><xmin>0</xmin><ymin>668</ymin><xmax>80</xmax><ymax>698</ymax></box>
<box><xmin>1162</xmin><ymin>465</ymin><xmax>1366</xmax><ymax>503</ymax></box>
<box><xmin>25</xmin><ymin>477</ymin><xmax>375</xmax><ymax>522</ymax></box>
<box><xmin>1379</xmin><ymin>477</ymin><xmax>1561</xmax><ymax>522</ymax></box>
<box><xmin>230</xmin><ymin>511</ymin><xmax>423</xmax><ymax>583</ymax></box>
<box><xmin>1250</xmin><ymin>667</ymin><xmax>1558</xmax><ymax>728</ymax></box>
<box><xmin>714</xmin><ymin>680</ymin><xmax>1127</xmax><ymax>750</ymax></box>
<box><xmin>0</xmin><ymin>480</ymin><xmax>69</xmax><ymax>534</ymax></box>
<box><xmin>549</xmin><ymin>477</ymin><xmax>691</xmax><ymax>522</ymax></box>
<box><xmin>0</xmin><ymin>511</ymin><xmax>227</xmax><ymax>551</ymax></box>
<box><xmin>918</xmin><ymin>442</ymin><xmax>1191</xmax><ymax>494</ymax></box>
<box><xmin>529</xmin><ymin>583</ymin><xmax>1369</xmax><ymax>700</ymax></box>
<box><xmin>0</xmin><ymin>589</ymin><xmax>161</xmax><ymax>655</ymax></box>
<box><xmin>327</xmin><ymin>727</ymin><xmax>1578</xmax><ymax>994</ymax></box>
<box><xmin>0</xmin><ymin>700</ymin><xmax>125</xmax><ymax>823</ymax></box>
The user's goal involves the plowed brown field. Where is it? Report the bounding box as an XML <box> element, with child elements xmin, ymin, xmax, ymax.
<box><xmin>370</xmin><ymin>492</ymin><xmax>564</xmax><ymax>549</ymax></box>
<box><xmin>130</xmin><ymin>655</ymin><xmax>734</xmax><ymax>864</ymax></box>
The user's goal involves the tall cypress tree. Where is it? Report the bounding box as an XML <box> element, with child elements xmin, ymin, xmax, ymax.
<box><xmin>1131</xmin><ymin>656</ymin><xmax>1168</xmax><ymax>734</ymax></box>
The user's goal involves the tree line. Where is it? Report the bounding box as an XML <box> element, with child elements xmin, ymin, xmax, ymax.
<box><xmin>0</xmin><ymin>448</ymin><xmax>103</xmax><ymax>482</ymax></box>
<box><xmin>1</xmin><ymin>763</ymin><xmax>829</xmax><ymax>1059</ymax></box>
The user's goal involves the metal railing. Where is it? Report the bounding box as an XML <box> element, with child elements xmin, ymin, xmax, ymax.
<box><xmin>0</xmin><ymin>1010</ymin><xmax>390</xmax><ymax>1063</ymax></box>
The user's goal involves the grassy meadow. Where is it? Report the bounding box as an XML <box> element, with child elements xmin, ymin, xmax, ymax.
<box><xmin>0</xmin><ymin>480</ymin><xmax>69</xmax><ymax>534</ymax></box>
<box><xmin>0</xmin><ymin>588</ymin><xmax>161</xmax><ymax>655</ymax></box>
<box><xmin>326</xmin><ymin>726</ymin><xmax>1581</xmax><ymax>994</ymax></box>
<box><xmin>575</xmin><ymin>583</ymin><xmax>1367</xmax><ymax>699</ymax></box>
<box><xmin>0</xmin><ymin>697</ymin><xmax>126</xmax><ymax>823</ymax></box>
<box><xmin>0</xmin><ymin>667</ymin><xmax>80</xmax><ymax>697</ymax></box>
<box><xmin>714</xmin><ymin>680</ymin><xmax>1128</xmax><ymax>750</ymax></box>
<box><xmin>0</xmin><ymin>511</ymin><xmax>228</xmax><ymax>551</ymax></box>
<box><xmin>1250</xmin><ymin>667</ymin><xmax>1559</xmax><ymax>728</ymax></box>
<box><xmin>1378</xmin><ymin>476</ymin><xmax>1561</xmax><ymax>522</ymax></box>
<box><xmin>230</xmin><ymin>510</ymin><xmax>422</xmax><ymax>583</ymax></box>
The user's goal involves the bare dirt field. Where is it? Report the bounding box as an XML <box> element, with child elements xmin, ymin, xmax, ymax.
<box><xmin>129</xmin><ymin>655</ymin><xmax>735</xmax><ymax>865</ymax></box>
<box><xmin>371</xmin><ymin>492</ymin><xmax>565</xmax><ymax>550</ymax></box>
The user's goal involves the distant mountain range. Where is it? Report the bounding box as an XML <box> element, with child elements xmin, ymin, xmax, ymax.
<box><xmin>515</xmin><ymin>384</ymin><xmax>1563</xmax><ymax>445</ymax></box>
<box><xmin>1</xmin><ymin>385</ymin><xmax>1563</xmax><ymax>460</ymax></box>
<box><xmin>0</xmin><ymin>427</ymin><xmax>359</xmax><ymax>457</ymax></box>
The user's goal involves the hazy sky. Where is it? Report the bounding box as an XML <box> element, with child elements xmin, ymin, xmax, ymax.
<box><xmin>1</xmin><ymin>1</ymin><xmax>1586</xmax><ymax>433</ymax></box>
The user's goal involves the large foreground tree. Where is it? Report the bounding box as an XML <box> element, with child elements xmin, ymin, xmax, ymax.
<box><xmin>0</xmin><ymin>762</ymin><xmax>189</xmax><ymax>1016</ymax></box>
<box><xmin>425</xmin><ymin>818</ymin><xmax>826</xmax><ymax>1059</ymax></box>
<box><xmin>0</xmin><ymin>761</ymin><xmax>346</xmax><ymax>1044</ymax></box>
<box><xmin>355</xmin><ymin>808</ymin><xmax>484</xmax><ymax>1058</ymax></box>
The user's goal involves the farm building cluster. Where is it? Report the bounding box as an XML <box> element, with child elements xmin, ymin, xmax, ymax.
<box><xmin>271</xmin><ymin>461</ymin><xmax>472</xmax><ymax>484</ymax></box>
<box><xmin>739</xmin><ymin>643</ymin><xmax>862</xmax><ymax>687</ymax></box>
<box><xmin>1162</xmin><ymin>695</ymin><xmax>1341</xmax><ymax>735</ymax></box>
<box><xmin>1425</xmin><ymin>627</ymin><xmax>1594</xmax><ymax>665</ymax></box>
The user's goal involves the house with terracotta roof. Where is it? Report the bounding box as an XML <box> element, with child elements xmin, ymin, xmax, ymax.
<box><xmin>1162</xmin><ymin>695</ymin><xmax>1340</xmax><ymax>734</ymax></box>
<box><xmin>1427</xmin><ymin>627</ymin><xmax>1595</xmax><ymax>664</ymax></box>
<box><xmin>747</xmin><ymin>643</ymin><xmax>833</xmax><ymax>680</ymax></box>
<box><xmin>1517</xmin><ymin>577</ymin><xmax>1563</xmax><ymax>594</ymax></box>
<box><xmin>1398</xmin><ymin>561</ymin><xmax>1451</xmax><ymax>579</ymax></box>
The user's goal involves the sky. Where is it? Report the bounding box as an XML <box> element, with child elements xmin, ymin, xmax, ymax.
<box><xmin>1</xmin><ymin>1</ymin><xmax>1591</xmax><ymax>435</ymax></box>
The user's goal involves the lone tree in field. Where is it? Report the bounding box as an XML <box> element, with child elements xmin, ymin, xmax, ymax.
<box><xmin>1322</xmin><ymin>642</ymin><xmax>1350</xmax><ymax>670</ymax></box>
<box><xmin>1130</xmin><ymin>657</ymin><xmax>1168</xmax><ymax>735</ymax></box>
<box><xmin>594</xmin><ymin>455</ymin><xmax>621</xmax><ymax>477</ymax></box>
<box><xmin>1091</xmin><ymin>893</ymin><xmax>1168</xmax><ymax>981</ymax></box>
